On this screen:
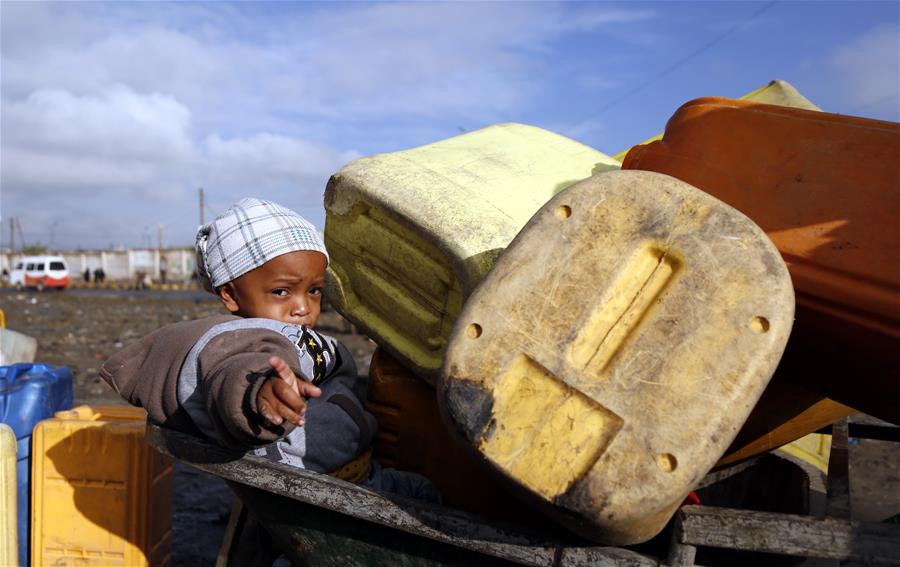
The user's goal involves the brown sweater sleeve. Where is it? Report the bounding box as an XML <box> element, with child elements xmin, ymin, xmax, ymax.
<box><xmin>195</xmin><ymin>329</ymin><xmax>302</xmax><ymax>447</ymax></box>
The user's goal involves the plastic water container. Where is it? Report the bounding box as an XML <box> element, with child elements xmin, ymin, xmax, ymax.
<box><xmin>0</xmin><ymin>424</ymin><xmax>17</xmax><ymax>567</ymax></box>
<box><xmin>439</xmin><ymin>170</ymin><xmax>794</xmax><ymax>545</ymax></box>
<box><xmin>325</xmin><ymin>122</ymin><xmax>620</xmax><ymax>382</ymax></box>
<box><xmin>610</xmin><ymin>79</ymin><xmax>821</xmax><ymax>161</ymax></box>
<box><xmin>716</xmin><ymin>379</ymin><xmax>854</xmax><ymax>469</ymax></box>
<box><xmin>31</xmin><ymin>405</ymin><xmax>172</xmax><ymax>567</ymax></box>
<box><xmin>622</xmin><ymin>97</ymin><xmax>900</xmax><ymax>423</ymax></box>
<box><xmin>0</xmin><ymin>329</ymin><xmax>38</xmax><ymax>366</ymax></box>
<box><xmin>779</xmin><ymin>433</ymin><xmax>832</xmax><ymax>473</ymax></box>
<box><xmin>0</xmin><ymin>362</ymin><xmax>73</xmax><ymax>566</ymax></box>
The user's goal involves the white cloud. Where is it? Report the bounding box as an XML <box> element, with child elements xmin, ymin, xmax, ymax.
<box><xmin>4</xmin><ymin>147</ymin><xmax>161</xmax><ymax>190</ymax></box>
<box><xmin>559</xmin><ymin>8</ymin><xmax>655</xmax><ymax>32</ymax></box>
<box><xmin>0</xmin><ymin>1</ymin><xmax>660</xmax><ymax>248</ymax></box>
<box><xmin>4</xmin><ymin>87</ymin><xmax>193</xmax><ymax>162</ymax></box>
<box><xmin>4</xmin><ymin>2</ymin><xmax>657</xmax><ymax>121</ymax></box>
<box><xmin>1</xmin><ymin>86</ymin><xmax>195</xmax><ymax>209</ymax></box>
<box><xmin>2</xmin><ymin>2</ymin><xmax>653</xmax><ymax>127</ymax></box>
<box><xmin>830</xmin><ymin>24</ymin><xmax>900</xmax><ymax>119</ymax></box>
<box><xmin>0</xmin><ymin>85</ymin><xmax>353</xmax><ymax>246</ymax></box>
<box><xmin>205</xmin><ymin>134</ymin><xmax>356</xmax><ymax>183</ymax></box>
<box><xmin>279</xmin><ymin>3</ymin><xmax>655</xmax><ymax>118</ymax></box>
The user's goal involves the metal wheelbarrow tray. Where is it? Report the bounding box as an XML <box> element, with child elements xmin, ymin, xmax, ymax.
<box><xmin>147</xmin><ymin>422</ymin><xmax>900</xmax><ymax>566</ymax></box>
<box><xmin>147</xmin><ymin>423</ymin><xmax>653</xmax><ymax>567</ymax></box>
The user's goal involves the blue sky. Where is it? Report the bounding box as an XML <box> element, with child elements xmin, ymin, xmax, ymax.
<box><xmin>1</xmin><ymin>1</ymin><xmax>897</xmax><ymax>250</ymax></box>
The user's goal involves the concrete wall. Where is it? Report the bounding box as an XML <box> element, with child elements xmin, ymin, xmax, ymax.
<box><xmin>1</xmin><ymin>248</ymin><xmax>196</xmax><ymax>282</ymax></box>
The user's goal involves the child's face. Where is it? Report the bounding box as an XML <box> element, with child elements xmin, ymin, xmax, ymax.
<box><xmin>218</xmin><ymin>251</ymin><xmax>327</xmax><ymax>327</ymax></box>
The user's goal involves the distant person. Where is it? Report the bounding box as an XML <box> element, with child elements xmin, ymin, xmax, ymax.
<box><xmin>94</xmin><ymin>267</ymin><xmax>105</xmax><ymax>283</ymax></box>
<box><xmin>134</xmin><ymin>269</ymin><xmax>152</xmax><ymax>290</ymax></box>
<box><xmin>159</xmin><ymin>256</ymin><xmax>168</xmax><ymax>284</ymax></box>
<box><xmin>83</xmin><ymin>268</ymin><xmax>91</xmax><ymax>283</ymax></box>
<box><xmin>1</xmin><ymin>268</ymin><xmax>8</xmax><ymax>284</ymax></box>
<box><xmin>100</xmin><ymin>198</ymin><xmax>438</xmax><ymax>502</ymax></box>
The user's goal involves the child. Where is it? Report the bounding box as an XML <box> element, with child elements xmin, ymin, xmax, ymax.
<box><xmin>100</xmin><ymin>198</ymin><xmax>438</xmax><ymax>501</ymax></box>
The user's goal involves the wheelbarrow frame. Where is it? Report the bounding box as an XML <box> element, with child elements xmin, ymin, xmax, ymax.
<box><xmin>146</xmin><ymin>418</ymin><xmax>900</xmax><ymax>566</ymax></box>
<box><xmin>147</xmin><ymin>424</ymin><xmax>654</xmax><ymax>567</ymax></box>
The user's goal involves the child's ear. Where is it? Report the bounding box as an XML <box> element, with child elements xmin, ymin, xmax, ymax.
<box><xmin>217</xmin><ymin>283</ymin><xmax>241</xmax><ymax>314</ymax></box>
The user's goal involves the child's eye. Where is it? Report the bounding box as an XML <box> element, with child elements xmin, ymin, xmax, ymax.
<box><xmin>309</xmin><ymin>287</ymin><xmax>323</xmax><ymax>296</ymax></box>
<box><xmin>272</xmin><ymin>288</ymin><xmax>290</xmax><ymax>297</ymax></box>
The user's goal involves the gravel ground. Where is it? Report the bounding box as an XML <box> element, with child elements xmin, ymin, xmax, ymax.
<box><xmin>0</xmin><ymin>287</ymin><xmax>375</xmax><ymax>566</ymax></box>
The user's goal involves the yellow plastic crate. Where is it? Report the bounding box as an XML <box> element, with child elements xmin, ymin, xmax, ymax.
<box><xmin>0</xmin><ymin>424</ymin><xmax>16</xmax><ymax>567</ymax></box>
<box><xmin>31</xmin><ymin>405</ymin><xmax>172</xmax><ymax>566</ymax></box>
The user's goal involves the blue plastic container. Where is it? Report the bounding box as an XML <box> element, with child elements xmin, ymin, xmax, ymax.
<box><xmin>0</xmin><ymin>363</ymin><xmax>73</xmax><ymax>567</ymax></box>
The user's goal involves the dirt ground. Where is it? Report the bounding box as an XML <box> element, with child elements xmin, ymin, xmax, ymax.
<box><xmin>1</xmin><ymin>288</ymin><xmax>897</xmax><ymax>565</ymax></box>
<box><xmin>0</xmin><ymin>288</ymin><xmax>375</xmax><ymax>566</ymax></box>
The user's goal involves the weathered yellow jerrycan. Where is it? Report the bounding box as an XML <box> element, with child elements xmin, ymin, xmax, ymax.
<box><xmin>0</xmin><ymin>424</ymin><xmax>16</xmax><ymax>567</ymax></box>
<box><xmin>325</xmin><ymin>123</ymin><xmax>620</xmax><ymax>381</ymax></box>
<box><xmin>438</xmin><ymin>169</ymin><xmax>795</xmax><ymax>545</ymax></box>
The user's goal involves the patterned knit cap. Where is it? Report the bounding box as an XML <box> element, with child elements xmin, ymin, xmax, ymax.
<box><xmin>195</xmin><ymin>198</ymin><xmax>328</xmax><ymax>293</ymax></box>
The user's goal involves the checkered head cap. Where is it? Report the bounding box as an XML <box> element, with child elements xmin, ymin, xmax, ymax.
<box><xmin>195</xmin><ymin>197</ymin><xmax>328</xmax><ymax>293</ymax></box>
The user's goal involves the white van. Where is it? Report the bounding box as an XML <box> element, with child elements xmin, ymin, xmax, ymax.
<box><xmin>10</xmin><ymin>255</ymin><xmax>70</xmax><ymax>291</ymax></box>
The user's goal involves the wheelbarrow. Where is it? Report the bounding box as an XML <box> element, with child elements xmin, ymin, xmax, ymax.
<box><xmin>146</xmin><ymin>418</ymin><xmax>900</xmax><ymax>566</ymax></box>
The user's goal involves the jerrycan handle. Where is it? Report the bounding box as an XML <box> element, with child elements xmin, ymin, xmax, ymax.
<box><xmin>54</xmin><ymin>405</ymin><xmax>147</xmax><ymax>422</ymax></box>
<box><xmin>0</xmin><ymin>363</ymin><xmax>31</xmax><ymax>389</ymax></box>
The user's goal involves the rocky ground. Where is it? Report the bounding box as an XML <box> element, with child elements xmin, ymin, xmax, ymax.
<box><xmin>0</xmin><ymin>288</ymin><xmax>375</xmax><ymax>566</ymax></box>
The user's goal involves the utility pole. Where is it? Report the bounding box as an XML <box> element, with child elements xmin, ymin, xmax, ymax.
<box><xmin>157</xmin><ymin>223</ymin><xmax>166</xmax><ymax>283</ymax></box>
<box><xmin>199</xmin><ymin>187</ymin><xmax>205</xmax><ymax>226</ymax></box>
<box><xmin>14</xmin><ymin>218</ymin><xmax>25</xmax><ymax>251</ymax></box>
<box><xmin>9</xmin><ymin>217</ymin><xmax>14</xmax><ymax>255</ymax></box>
<box><xmin>49</xmin><ymin>221</ymin><xmax>58</xmax><ymax>250</ymax></box>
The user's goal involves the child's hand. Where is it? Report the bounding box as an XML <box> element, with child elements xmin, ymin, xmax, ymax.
<box><xmin>256</xmin><ymin>355</ymin><xmax>321</xmax><ymax>427</ymax></box>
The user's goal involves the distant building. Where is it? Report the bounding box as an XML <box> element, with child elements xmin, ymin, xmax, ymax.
<box><xmin>1</xmin><ymin>247</ymin><xmax>197</xmax><ymax>282</ymax></box>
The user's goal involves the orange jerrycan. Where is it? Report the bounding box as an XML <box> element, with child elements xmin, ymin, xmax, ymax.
<box><xmin>439</xmin><ymin>170</ymin><xmax>794</xmax><ymax>545</ymax></box>
<box><xmin>610</xmin><ymin>79</ymin><xmax>820</xmax><ymax>161</ymax></box>
<box><xmin>367</xmin><ymin>348</ymin><xmax>537</xmax><ymax>523</ymax></box>
<box><xmin>623</xmin><ymin>97</ymin><xmax>900</xmax><ymax>423</ymax></box>
<box><xmin>716</xmin><ymin>380</ymin><xmax>854</xmax><ymax>468</ymax></box>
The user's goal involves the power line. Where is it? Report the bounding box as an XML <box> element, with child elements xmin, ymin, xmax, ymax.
<box><xmin>563</xmin><ymin>0</ymin><xmax>779</xmax><ymax>135</ymax></box>
<box><xmin>851</xmin><ymin>93</ymin><xmax>900</xmax><ymax>114</ymax></box>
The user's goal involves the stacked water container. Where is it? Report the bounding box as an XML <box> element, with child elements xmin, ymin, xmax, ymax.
<box><xmin>0</xmin><ymin>424</ymin><xmax>17</xmax><ymax>566</ymax></box>
<box><xmin>0</xmin><ymin>363</ymin><xmax>73</xmax><ymax>566</ymax></box>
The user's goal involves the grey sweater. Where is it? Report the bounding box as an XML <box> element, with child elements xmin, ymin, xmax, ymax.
<box><xmin>100</xmin><ymin>314</ymin><xmax>377</xmax><ymax>473</ymax></box>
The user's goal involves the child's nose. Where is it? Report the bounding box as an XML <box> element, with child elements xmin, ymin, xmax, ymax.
<box><xmin>291</xmin><ymin>297</ymin><xmax>311</xmax><ymax>316</ymax></box>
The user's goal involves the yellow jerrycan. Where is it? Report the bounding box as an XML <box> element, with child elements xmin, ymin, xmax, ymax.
<box><xmin>325</xmin><ymin>123</ymin><xmax>619</xmax><ymax>382</ymax></box>
<box><xmin>31</xmin><ymin>406</ymin><xmax>172</xmax><ymax>567</ymax></box>
<box><xmin>0</xmin><ymin>424</ymin><xmax>16</xmax><ymax>567</ymax></box>
<box><xmin>438</xmin><ymin>170</ymin><xmax>795</xmax><ymax>545</ymax></box>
